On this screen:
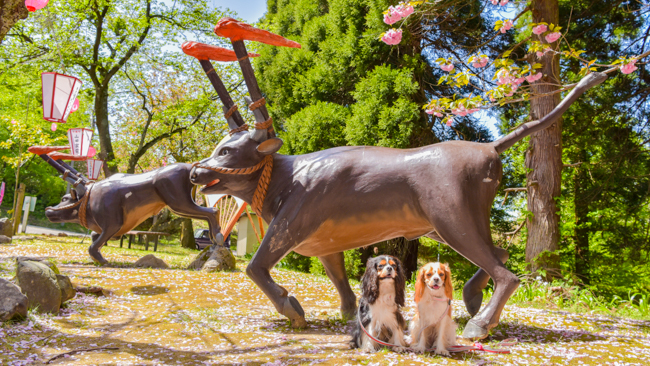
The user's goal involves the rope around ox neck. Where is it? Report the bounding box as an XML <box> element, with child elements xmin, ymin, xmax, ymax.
<box><xmin>78</xmin><ymin>184</ymin><xmax>93</xmax><ymax>229</ymax></box>
<box><xmin>192</xmin><ymin>155</ymin><xmax>273</xmax><ymax>218</ymax></box>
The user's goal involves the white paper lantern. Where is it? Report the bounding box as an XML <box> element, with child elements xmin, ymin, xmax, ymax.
<box><xmin>67</xmin><ymin>128</ymin><xmax>93</xmax><ymax>156</ymax></box>
<box><xmin>86</xmin><ymin>159</ymin><xmax>103</xmax><ymax>180</ymax></box>
<box><xmin>41</xmin><ymin>72</ymin><xmax>82</xmax><ymax>123</ymax></box>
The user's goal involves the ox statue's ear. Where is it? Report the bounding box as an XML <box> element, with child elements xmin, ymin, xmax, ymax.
<box><xmin>256</xmin><ymin>138</ymin><xmax>283</xmax><ymax>155</ymax></box>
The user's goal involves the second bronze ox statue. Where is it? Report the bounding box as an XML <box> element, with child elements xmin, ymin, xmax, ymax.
<box><xmin>189</xmin><ymin>18</ymin><xmax>608</xmax><ymax>339</ymax></box>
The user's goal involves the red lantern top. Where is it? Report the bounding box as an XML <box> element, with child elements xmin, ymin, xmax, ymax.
<box><xmin>25</xmin><ymin>0</ymin><xmax>49</xmax><ymax>12</ymax></box>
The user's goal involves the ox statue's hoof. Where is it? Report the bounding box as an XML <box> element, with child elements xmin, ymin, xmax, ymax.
<box><xmin>283</xmin><ymin>296</ymin><xmax>307</xmax><ymax>328</ymax></box>
<box><xmin>462</xmin><ymin>320</ymin><xmax>489</xmax><ymax>340</ymax></box>
<box><xmin>463</xmin><ymin>287</ymin><xmax>483</xmax><ymax>317</ymax></box>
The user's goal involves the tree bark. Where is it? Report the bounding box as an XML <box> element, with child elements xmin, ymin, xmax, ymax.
<box><xmin>0</xmin><ymin>0</ymin><xmax>29</xmax><ymax>44</ymax></box>
<box><xmin>180</xmin><ymin>218</ymin><xmax>195</xmax><ymax>249</ymax></box>
<box><xmin>573</xmin><ymin>150</ymin><xmax>590</xmax><ymax>285</ymax></box>
<box><xmin>525</xmin><ymin>0</ymin><xmax>562</xmax><ymax>277</ymax></box>
<box><xmin>94</xmin><ymin>87</ymin><xmax>118</xmax><ymax>177</ymax></box>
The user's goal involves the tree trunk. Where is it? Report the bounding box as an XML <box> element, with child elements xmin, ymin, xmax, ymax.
<box><xmin>94</xmin><ymin>87</ymin><xmax>118</xmax><ymax>177</ymax></box>
<box><xmin>525</xmin><ymin>0</ymin><xmax>562</xmax><ymax>278</ymax></box>
<box><xmin>0</xmin><ymin>0</ymin><xmax>29</xmax><ymax>44</ymax></box>
<box><xmin>180</xmin><ymin>218</ymin><xmax>195</xmax><ymax>249</ymax></box>
<box><xmin>383</xmin><ymin>238</ymin><xmax>420</xmax><ymax>281</ymax></box>
<box><xmin>573</xmin><ymin>151</ymin><xmax>590</xmax><ymax>285</ymax></box>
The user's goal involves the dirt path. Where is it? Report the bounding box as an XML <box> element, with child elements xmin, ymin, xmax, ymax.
<box><xmin>1</xmin><ymin>238</ymin><xmax>649</xmax><ymax>365</ymax></box>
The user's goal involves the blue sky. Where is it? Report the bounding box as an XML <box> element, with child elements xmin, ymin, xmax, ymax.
<box><xmin>211</xmin><ymin>0</ymin><xmax>267</xmax><ymax>22</ymax></box>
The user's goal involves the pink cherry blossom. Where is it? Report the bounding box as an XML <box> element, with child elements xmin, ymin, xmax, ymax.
<box><xmin>446</xmin><ymin>117</ymin><xmax>454</xmax><ymax>127</ymax></box>
<box><xmin>533</xmin><ymin>24</ymin><xmax>548</xmax><ymax>35</ymax></box>
<box><xmin>621</xmin><ymin>59</ymin><xmax>638</xmax><ymax>75</ymax></box>
<box><xmin>536</xmin><ymin>51</ymin><xmax>544</xmax><ymax>58</ymax></box>
<box><xmin>425</xmin><ymin>108</ymin><xmax>444</xmax><ymax>117</ymax></box>
<box><xmin>381</xmin><ymin>29</ymin><xmax>402</xmax><ymax>45</ymax></box>
<box><xmin>490</xmin><ymin>0</ymin><xmax>498</xmax><ymax>4</ymax></box>
<box><xmin>383</xmin><ymin>9</ymin><xmax>401</xmax><ymax>25</ymax></box>
<box><xmin>500</xmin><ymin>0</ymin><xmax>509</xmax><ymax>5</ymax></box>
<box><xmin>396</xmin><ymin>4</ymin><xmax>414</xmax><ymax>18</ymax></box>
<box><xmin>514</xmin><ymin>77</ymin><xmax>525</xmax><ymax>84</ymax></box>
<box><xmin>11</xmin><ymin>120</ymin><xmax>17</xmax><ymax>125</ymax></box>
<box><xmin>500</xmin><ymin>20</ymin><xmax>513</xmax><ymax>34</ymax></box>
<box><xmin>526</xmin><ymin>72</ymin><xmax>543</xmax><ymax>83</ymax></box>
<box><xmin>472</xmin><ymin>57</ymin><xmax>489</xmax><ymax>68</ymax></box>
<box><xmin>440</xmin><ymin>63</ymin><xmax>455</xmax><ymax>72</ymax></box>
<box><xmin>51</xmin><ymin>123</ymin><xmax>57</xmax><ymax>132</ymax></box>
<box><xmin>545</xmin><ymin>31</ymin><xmax>561</xmax><ymax>43</ymax></box>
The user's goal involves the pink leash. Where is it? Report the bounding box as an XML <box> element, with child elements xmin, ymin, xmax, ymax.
<box><xmin>357</xmin><ymin>298</ymin><xmax>517</xmax><ymax>354</ymax></box>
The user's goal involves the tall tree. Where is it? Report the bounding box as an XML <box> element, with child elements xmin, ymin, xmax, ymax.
<box><xmin>1</xmin><ymin>0</ymin><xmax>229</xmax><ymax>176</ymax></box>
<box><xmin>0</xmin><ymin>0</ymin><xmax>28</xmax><ymax>44</ymax></box>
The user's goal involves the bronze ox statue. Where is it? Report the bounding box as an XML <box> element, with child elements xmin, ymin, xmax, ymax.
<box><xmin>187</xmin><ymin>18</ymin><xmax>608</xmax><ymax>339</ymax></box>
<box><xmin>29</xmin><ymin>147</ymin><xmax>222</xmax><ymax>265</ymax></box>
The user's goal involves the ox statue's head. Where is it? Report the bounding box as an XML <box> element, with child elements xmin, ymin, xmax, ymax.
<box><xmin>45</xmin><ymin>191</ymin><xmax>82</xmax><ymax>223</ymax></box>
<box><xmin>189</xmin><ymin>102</ymin><xmax>283</xmax><ymax>195</ymax></box>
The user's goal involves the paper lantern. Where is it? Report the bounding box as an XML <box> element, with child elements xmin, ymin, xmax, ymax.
<box><xmin>86</xmin><ymin>159</ymin><xmax>103</xmax><ymax>180</ymax></box>
<box><xmin>67</xmin><ymin>128</ymin><xmax>93</xmax><ymax>156</ymax></box>
<box><xmin>25</xmin><ymin>0</ymin><xmax>49</xmax><ymax>12</ymax></box>
<box><xmin>41</xmin><ymin>72</ymin><xmax>82</xmax><ymax>123</ymax></box>
<box><xmin>70</xmin><ymin>98</ymin><xmax>79</xmax><ymax>113</ymax></box>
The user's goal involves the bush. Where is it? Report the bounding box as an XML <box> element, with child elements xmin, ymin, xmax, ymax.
<box><xmin>310</xmin><ymin>249</ymin><xmax>363</xmax><ymax>279</ymax></box>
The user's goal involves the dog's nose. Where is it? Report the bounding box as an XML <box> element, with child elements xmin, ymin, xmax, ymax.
<box><xmin>386</xmin><ymin>266</ymin><xmax>393</xmax><ymax>272</ymax></box>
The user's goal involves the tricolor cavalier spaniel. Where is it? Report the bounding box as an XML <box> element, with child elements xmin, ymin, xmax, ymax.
<box><xmin>350</xmin><ymin>255</ymin><xmax>407</xmax><ymax>352</ymax></box>
<box><xmin>409</xmin><ymin>262</ymin><xmax>457</xmax><ymax>355</ymax></box>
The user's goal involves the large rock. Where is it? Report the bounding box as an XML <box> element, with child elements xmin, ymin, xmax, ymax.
<box><xmin>57</xmin><ymin>274</ymin><xmax>75</xmax><ymax>303</ymax></box>
<box><xmin>134</xmin><ymin>254</ymin><xmax>169</xmax><ymax>269</ymax></box>
<box><xmin>16</xmin><ymin>257</ymin><xmax>60</xmax><ymax>274</ymax></box>
<box><xmin>16</xmin><ymin>261</ymin><xmax>62</xmax><ymax>313</ymax></box>
<box><xmin>0</xmin><ymin>278</ymin><xmax>28</xmax><ymax>322</ymax></box>
<box><xmin>187</xmin><ymin>247</ymin><xmax>212</xmax><ymax>271</ymax></box>
<box><xmin>0</xmin><ymin>218</ymin><xmax>13</xmax><ymax>238</ymax></box>
<box><xmin>202</xmin><ymin>247</ymin><xmax>236</xmax><ymax>272</ymax></box>
<box><xmin>0</xmin><ymin>235</ymin><xmax>11</xmax><ymax>244</ymax></box>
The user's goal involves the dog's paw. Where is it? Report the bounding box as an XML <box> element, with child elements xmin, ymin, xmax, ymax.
<box><xmin>392</xmin><ymin>346</ymin><xmax>407</xmax><ymax>353</ymax></box>
<box><xmin>435</xmin><ymin>348</ymin><xmax>451</xmax><ymax>357</ymax></box>
<box><xmin>411</xmin><ymin>345</ymin><xmax>426</xmax><ymax>354</ymax></box>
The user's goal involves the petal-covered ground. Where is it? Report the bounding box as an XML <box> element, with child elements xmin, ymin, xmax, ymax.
<box><xmin>1</xmin><ymin>237</ymin><xmax>649</xmax><ymax>365</ymax></box>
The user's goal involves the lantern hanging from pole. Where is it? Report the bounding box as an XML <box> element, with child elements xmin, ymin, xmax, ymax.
<box><xmin>25</xmin><ymin>0</ymin><xmax>49</xmax><ymax>12</ymax></box>
<box><xmin>86</xmin><ymin>159</ymin><xmax>104</xmax><ymax>180</ymax></box>
<box><xmin>41</xmin><ymin>72</ymin><xmax>82</xmax><ymax>123</ymax></box>
<box><xmin>67</xmin><ymin>128</ymin><xmax>93</xmax><ymax>156</ymax></box>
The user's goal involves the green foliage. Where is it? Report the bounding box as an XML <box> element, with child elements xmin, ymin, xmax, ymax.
<box><xmin>258</xmin><ymin>0</ymin><xmax>435</xmax><ymax>153</ymax></box>
<box><xmin>346</xmin><ymin>66</ymin><xmax>420</xmax><ymax>148</ymax></box>
<box><xmin>282</xmin><ymin>101</ymin><xmax>349</xmax><ymax>155</ymax></box>
<box><xmin>309</xmin><ymin>250</ymin><xmax>363</xmax><ymax>279</ymax></box>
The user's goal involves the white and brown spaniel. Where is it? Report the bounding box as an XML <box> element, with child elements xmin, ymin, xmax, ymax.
<box><xmin>350</xmin><ymin>255</ymin><xmax>407</xmax><ymax>352</ymax></box>
<box><xmin>409</xmin><ymin>262</ymin><xmax>457</xmax><ymax>355</ymax></box>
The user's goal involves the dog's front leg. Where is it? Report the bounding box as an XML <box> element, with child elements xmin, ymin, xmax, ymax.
<box><xmin>434</xmin><ymin>317</ymin><xmax>452</xmax><ymax>357</ymax></box>
<box><xmin>389</xmin><ymin>328</ymin><xmax>407</xmax><ymax>353</ymax></box>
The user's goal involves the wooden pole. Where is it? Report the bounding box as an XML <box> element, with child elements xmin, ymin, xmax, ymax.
<box><xmin>231</xmin><ymin>40</ymin><xmax>270</xmax><ymax>121</ymax></box>
<box><xmin>197</xmin><ymin>59</ymin><xmax>246</xmax><ymax>127</ymax></box>
<box><xmin>12</xmin><ymin>183</ymin><xmax>25</xmax><ymax>235</ymax></box>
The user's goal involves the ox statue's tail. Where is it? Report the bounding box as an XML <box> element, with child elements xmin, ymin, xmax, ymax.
<box><xmin>492</xmin><ymin>72</ymin><xmax>608</xmax><ymax>155</ymax></box>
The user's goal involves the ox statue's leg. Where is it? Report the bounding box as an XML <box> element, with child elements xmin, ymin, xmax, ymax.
<box><xmin>89</xmin><ymin>225</ymin><xmax>121</xmax><ymax>265</ymax></box>
<box><xmin>157</xmin><ymin>170</ymin><xmax>222</xmax><ymax>245</ymax></box>
<box><xmin>245</xmin><ymin>224</ymin><xmax>307</xmax><ymax>328</ymax></box>
<box><xmin>318</xmin><ymin>252</ymin><xmax>357</xmax><ymax>320</ymax></box>
<box><xmin>462</xmin><ymin>246</ymin><xmax>509</xmax><ymax>317</ymax></box>
<box><xmin>428</xmin><ymin>221</ymin><xmax>519</xmax><ymax>340</ymax></box>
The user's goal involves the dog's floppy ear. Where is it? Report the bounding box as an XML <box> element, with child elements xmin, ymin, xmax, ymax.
<box><xmin>392</xmin><ymin>256</ymin><xmax>406</xmax><ymax>307</ymax></box>
<box><xmin>444</xmin><ymin>263</ymin><xmax>453</xmax><ymax>301</ymax></box>
<box><xmin>361</xmin><ymin>257</ymin><xmax>379</xmax><ymax>304</ymax></box>
<box><xmin>414</xmin><ymin>265</ymin><xmax>426</xmax><ymax>304</ymax></box>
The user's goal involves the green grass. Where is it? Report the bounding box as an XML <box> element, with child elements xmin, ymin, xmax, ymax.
<box><xmin>482</xmin><ymin>279</ymin><xmax>650</xmax><ymax>320</ymax></box>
